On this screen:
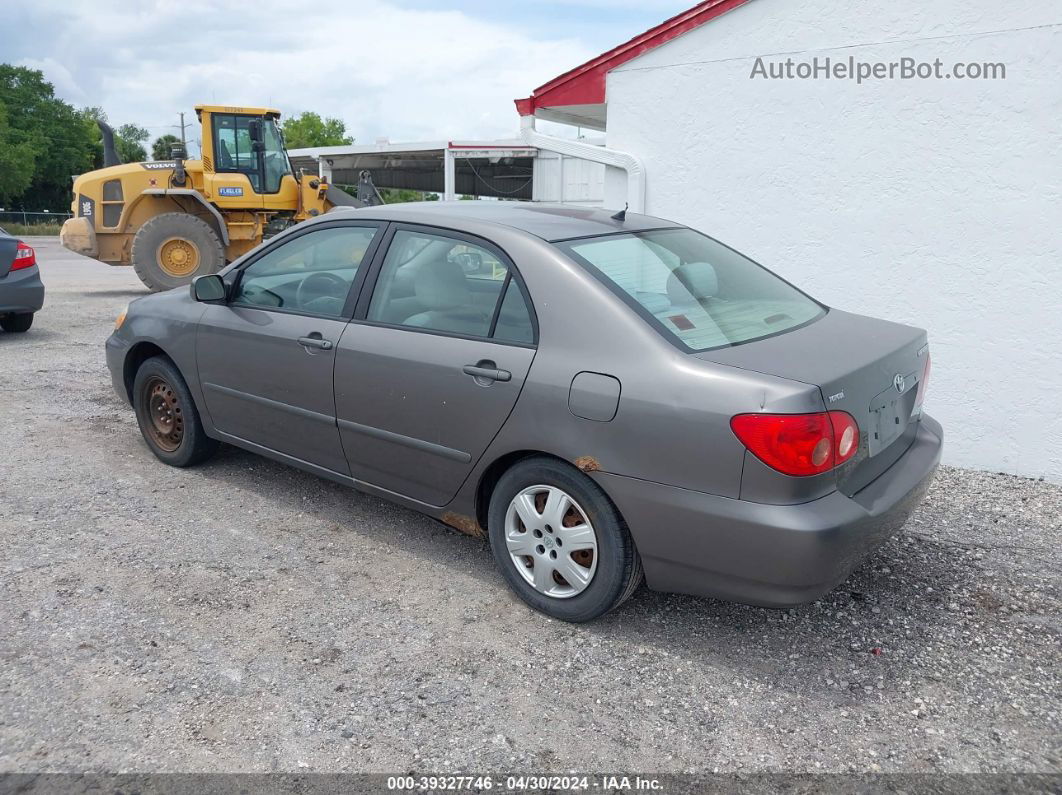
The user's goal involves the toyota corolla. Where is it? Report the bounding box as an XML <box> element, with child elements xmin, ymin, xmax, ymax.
<box><xmin>105</xmin><ymin>202</ymin><xmax>941</xmax><ymax>622</ymax></box>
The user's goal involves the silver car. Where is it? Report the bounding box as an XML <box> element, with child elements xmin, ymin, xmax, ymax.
<box><xmin>0</xmin><ymin>228</ymin><xmax>45</xmax><ymax>333</ymax></box>
<box><xmin>105</xmin><ymin>203</ymin><xmax>941</xmax><ymax>622</ymax></box>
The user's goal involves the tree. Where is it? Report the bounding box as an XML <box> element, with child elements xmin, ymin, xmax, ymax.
<box><xmin>115</xmin><ymin>123</ymin><xmax>148</xmax><ymax>163</ymax></box>
<box><xmin>280</xmin><ymin>111</ymin><xmax>352</xmax><ymax>149</ymax></box>
<box><xmin>379</xmin><ymin>188</ymin><xmax>438</xmax><ymax>203</ymax></box>
<box><xmin>0</xmin><ymin>104</ymin><xmax>36</xmax><ymax>204</ymax></box>
<box><xmin>152</xmin><ymin>134</ymin><xmax>180</xmax><ymax>161</ymax></box>
<box><xmin>338</xmin><ymin>186</ymin><xmax>441</xmax><ymax>205</ymax></box>
<box><xmin>79</xmin><ymin>106</ymin><xmax>107</xmax><ymax>169</ymax></box>
<box><xmin>0</xmin><ymin>64</ymin><xmax>97</xmax><ymax>210</ymax></box>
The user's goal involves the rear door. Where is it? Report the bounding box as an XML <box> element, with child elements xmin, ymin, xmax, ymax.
<box><xmin>334</xmin><ymin>224</ymin><xmax>537</xmax><ymax>506</ymax></box>
<box><xmin>196</xmin><ymin>221</ymin><xmax>383</xmax><ymax>475</ymax></box>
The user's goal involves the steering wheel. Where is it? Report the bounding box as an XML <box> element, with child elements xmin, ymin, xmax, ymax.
<box><xmin>295</xmin><ymin>271</ymin><xmax>348</xmax><ymax>312</ymax></box>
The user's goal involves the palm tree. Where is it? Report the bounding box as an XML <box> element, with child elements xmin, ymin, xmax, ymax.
<box><xmin>151</xmin><ymin>134</ymin><xmax>180</xmax><ymax>161</ymax></box>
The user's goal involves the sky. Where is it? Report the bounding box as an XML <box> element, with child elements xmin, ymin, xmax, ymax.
<box><xmin>2</xmin><ymin>0</ymin><xmax>690</xmax><ymax>151</ymax></box>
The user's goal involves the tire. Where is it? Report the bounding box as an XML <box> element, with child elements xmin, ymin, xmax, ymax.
<box><xmin>0</xmin><ymin>313</ymin><xmax>33</xmax><ymax>333</ymax></box>
<box><xmin>488</xmin><ymin>456</ymin><xmax>643</xmax><ymax>622</ymax></box>
<box><xmin>131</xmin><ymin>213</ymin><xmax>224</xmax><ymax>292</ymax></box>
<box><xmin>132</xmin><ymin>355</ymin><xmax>219</xmax><ymax>467</ymax></box>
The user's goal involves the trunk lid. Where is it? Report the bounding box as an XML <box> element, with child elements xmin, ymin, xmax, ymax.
<box><xmin>695</xmin><ymin>308</ymin><xmax>928</xmax><ymax>479</ymax></box>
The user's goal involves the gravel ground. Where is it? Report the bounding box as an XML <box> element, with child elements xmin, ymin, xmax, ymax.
<box><xmin>1</xmin><ymin>238</ymin><xmax>1060</xmax><ymax>776</ymax></box>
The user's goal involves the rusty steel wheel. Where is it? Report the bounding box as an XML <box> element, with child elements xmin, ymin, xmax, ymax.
<box><xmin>132</xmin><ymin>356</ymin><xmax>219</xmax><ymax>467</ymax></box>
<box><xmin>140</xmin><ymin>375</ymin><xmax>184</xmax><ymax>453</ymax></box>
<box><xmin>156</xmin><ymin>236</ymin><xmax>201</xmax><ymax>278</ymax></box>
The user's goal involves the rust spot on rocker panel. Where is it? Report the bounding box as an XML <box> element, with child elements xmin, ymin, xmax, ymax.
<box><xmin>442</xmin><ymin>512</ymin><xmax>486</xmax><ymax>539</ymax></box>
<box><xmin>573</xmin><ymin>456</ymin><xmax>600</xmax><ymax>472</ymax></box>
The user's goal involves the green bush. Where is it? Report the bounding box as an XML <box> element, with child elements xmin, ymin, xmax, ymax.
<box><xmin>3</xmin><ymin>222</ymin><xmax>62</xmax><ymax>236</ymax></box>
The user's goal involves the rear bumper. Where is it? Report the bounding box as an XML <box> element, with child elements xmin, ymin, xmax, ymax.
<box><xmin>595</xmin><ymin>414</ymin><xmax>943</xmax><ymax>607</ymax></box>
<box><xmin>0</xmin><ymin>265</ymin><xmax>45</xmax><ymax>314</ymax></box>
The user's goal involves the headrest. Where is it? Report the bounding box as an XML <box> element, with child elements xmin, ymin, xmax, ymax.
<box><xmin>667</xmin><ymin>261</ymin><xmax>718</xmax><ymax>305</ymax></box>
<box><xmin>413</xmin><ymin>258</ymin><xmax>470</xmax><ymax>310</ymax></box>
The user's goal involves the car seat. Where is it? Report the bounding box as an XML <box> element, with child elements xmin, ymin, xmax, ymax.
<box><xmin>403</xmin><ymin>259</ymin><xmax>490</xmax><ymax>336</ymax></box>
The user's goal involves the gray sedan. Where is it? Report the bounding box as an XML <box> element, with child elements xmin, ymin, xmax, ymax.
<box><xmin>105</xmin><ymin>203</ymin><xmax>941</xmax><ymax>622</ymax></box>
<box><xmin>0</xmin><ymin>228</ymin><xmax>45</xmax><ymax>333</ymax></box>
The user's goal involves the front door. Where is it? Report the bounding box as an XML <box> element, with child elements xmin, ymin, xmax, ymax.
<box><xmin>197</xmin><ymin>222</ymin><xmax>382</xmax><ymax>476</ymax></box>
<box><xmin>208</xmin><ymin>112</ymin><xmax>265</xmax><ymax>208</ymax></box>
<box><xmin>335</xmin><ymin>225</ymin><xmax>538</xmax><ymax>506</ymax></box>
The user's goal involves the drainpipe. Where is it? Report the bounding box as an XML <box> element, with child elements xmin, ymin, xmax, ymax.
<box><xmin>519</xmin><ymin>115</ymin><xmax>645</xmax><ymax>213</ymax></box>
<box><xmin>443</xmin><ymin>146</ymin><xmax>457</xmax><ymax>201</ymax></box>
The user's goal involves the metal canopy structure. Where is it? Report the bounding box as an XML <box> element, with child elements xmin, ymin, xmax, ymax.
<box><xmin>288</xmin><ymin>140</ymin><xmax>537</xmax><ymax>201</ymax></box>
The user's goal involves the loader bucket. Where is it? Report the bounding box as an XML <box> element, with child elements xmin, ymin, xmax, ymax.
<box><xmin>325</xmin><ymin>185</ymin><xmax>365</xmax><ymax>209</ymax></box>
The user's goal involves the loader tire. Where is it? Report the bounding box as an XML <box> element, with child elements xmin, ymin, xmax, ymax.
<box><xmin>131</xmin><ymin>213</ymin><xmax>224</xmax><ymax>292</ymax></box>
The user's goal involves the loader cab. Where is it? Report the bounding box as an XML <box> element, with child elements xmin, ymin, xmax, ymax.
<box><xmin>197</xmin><ymin>105</ymin><xmax>297</xmax><ymax>208</ymax></box>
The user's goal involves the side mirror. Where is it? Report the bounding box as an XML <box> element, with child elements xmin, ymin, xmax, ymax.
<box><xmin>191</xmin><ymin>274</ymin><xmax>226</xmax><ymax>303</ymax></box>
<box><xmin>247</xmin><ymin>119</ymin><xmax>263</xmax><ymax>143</ymax></box>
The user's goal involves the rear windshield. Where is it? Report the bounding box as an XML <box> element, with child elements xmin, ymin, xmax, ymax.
<box><xmin>556</xmin><ymin>228</ymin><xmax>825</xmax><ymax>352</ymax></box>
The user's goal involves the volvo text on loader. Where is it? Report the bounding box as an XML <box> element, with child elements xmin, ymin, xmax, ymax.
<box><xmin>60</xmin><ymin>105</ymin><xmax>379</xmax><ymax>291</ymax></box>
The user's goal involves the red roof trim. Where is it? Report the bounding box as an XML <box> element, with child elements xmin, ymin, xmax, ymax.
<box><xmin>514</xmin><ymin>0</ymin><xmax>751</xmax><ymax>116</ymax></box>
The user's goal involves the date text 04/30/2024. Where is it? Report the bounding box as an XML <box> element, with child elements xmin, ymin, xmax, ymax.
<box><xmin>386</xmin><ymin>775</ymin><xmax>662</xmax><ymax>791</ymax></box>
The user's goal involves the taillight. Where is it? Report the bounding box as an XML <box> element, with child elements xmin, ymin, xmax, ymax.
<box><xmin>730</xmin><ymin>411</ymin><xmax>859</xmax><ymax>476</ymax></box>
<box><xmin>11</xmin><ymin>241</ymin><xmax>36</xmax><ymax>271</ymax></box>
<box><xmin>914</xmin><ymin>352</ymin><xmax>931</xmax><ymax>407</ymax></box>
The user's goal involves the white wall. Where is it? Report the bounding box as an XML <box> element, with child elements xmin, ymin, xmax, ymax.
<box><xmin>601</xmin><ymin>0</ymin><xmax>1062</xmax><ymax>480</ymax></box>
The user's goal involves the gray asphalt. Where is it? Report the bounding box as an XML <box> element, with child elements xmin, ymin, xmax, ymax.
<box><xmin>1</xmin><ymin>238</ymin><xmax>1059</xmax><ymax>774</ymax></box>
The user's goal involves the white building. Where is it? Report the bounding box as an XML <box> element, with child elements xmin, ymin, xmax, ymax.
<box><xmin>515</xmin><ymin>0</ymin><xmax>1062</xmax><ymax>480</ymax></box>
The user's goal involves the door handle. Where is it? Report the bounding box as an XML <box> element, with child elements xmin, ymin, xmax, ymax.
<box><xmin>463</xmin><ymin>362</ymin><xmax>511</xmax><ymax>383</ymax></box>
<box><xmin>298</xmin><ymin>334</ymin><xmax>334</xmax><ymax>351</ymax></box>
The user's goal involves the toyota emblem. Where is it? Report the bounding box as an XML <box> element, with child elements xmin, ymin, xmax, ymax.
<box><xmin>894</xmin><ymin>373</ymin><xmax>906</xmax><ymax>393</ymax></box>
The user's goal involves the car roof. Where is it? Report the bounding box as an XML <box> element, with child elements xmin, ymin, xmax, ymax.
<box><xmin>329</xmin><ymin>201</ymin><xmax>676</xmax><ymax>242</ymax></box>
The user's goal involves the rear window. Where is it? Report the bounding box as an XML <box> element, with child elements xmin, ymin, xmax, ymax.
<box><xmin>555</xmin><ymin>228</ymin><xmax>825</xmax><ymax>352</ymax></box>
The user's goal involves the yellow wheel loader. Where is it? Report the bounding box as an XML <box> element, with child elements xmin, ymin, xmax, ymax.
<box><xmin>60</xmin><ymin>105</ymin><xmax>375</xmax><ymax>291</ymax></box>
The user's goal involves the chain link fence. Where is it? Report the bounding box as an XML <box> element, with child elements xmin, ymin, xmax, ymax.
<box><xmin>0</xmin><ymin>210</ymin><xmax>72</xmax><ymax>236</ymax></box>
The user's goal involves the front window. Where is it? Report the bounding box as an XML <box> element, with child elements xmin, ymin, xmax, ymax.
<box><xmin>555</xmin><ymin>229</ymin><xmax>825</xmax><ymax>352</ymax></box>
<box><xmin>232</xmin><ymin>225</ymin><xmax>379</xmax><ymax>317</ymax></box>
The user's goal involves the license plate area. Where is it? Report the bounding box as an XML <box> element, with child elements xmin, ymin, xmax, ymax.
<box><xmin>869</xmin><ymin>381</ymin><xmax>917</xmax><ymax>456</ymax></box>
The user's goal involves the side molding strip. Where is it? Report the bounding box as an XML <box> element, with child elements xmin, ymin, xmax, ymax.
<box><xmin>337</xmin><ymin>418</ymin><xmax>472</xmax><ymax>464</ymax></box>
<box><xmin>203</xmin><ymin>382</ymin><xmax>335</xmax><ymax>426</ymax></box>
<box><xmin>203</xmin><ymin>382</ymin><xmax>473</xmax><ymax>464</ymax></box>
